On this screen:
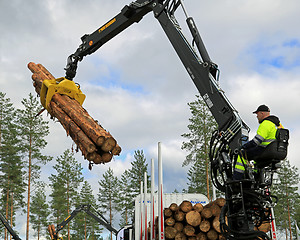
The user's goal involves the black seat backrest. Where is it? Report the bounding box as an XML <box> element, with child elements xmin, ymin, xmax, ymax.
<box><xmin>276</xmin><ymin>128</ymin><xmax>289</xmax><ymax>153</ymax></box>
<box><xmin>254</xmin><ymin>128</ymin><xmax>289</xmax><ymax>168</ymax></box>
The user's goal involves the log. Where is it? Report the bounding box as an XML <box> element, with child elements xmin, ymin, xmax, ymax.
<box><xmin>28</xmin><ymin>62</ymin><xmax>121</xmax><ymax>166</ymax></box>
<box><xmin>212</xmin><ymin>217</ymin><xmax>221</xmax><ymax>233</ymax></box>
<box><xmin>174</xmin><ymin>211</ymin><xmax>185</xmax><ymax>222</ymax></box>
<box><xmin>170</xmin><ymin>203</ymin><xmax>179</xmax><ymax>212</ymax></box>
<box><xmin>201</xmin><ymin>208</ymin><xmax>212</xmax><ymax>219</ymax></box>
<box><xmin>175</xmin><ymin>232</ymin><xmax>187</xmax><ymax>240</ymax></box>
<box><xmin>193</xmin><ymin>203</ymin><xmax>204</xmax><ymax>213</ymax></box>
<box><xmin>186</xmin><ymin>211</ymin><xmax>201</xmax><ymax>227</ymax></box>
<box><xmin>180</xmin><ymin>201</ymin><xmax>193</xmax><ymax>213</ymax></box>
<box><xmin>50</xmin><ymin>101</ymin><xmax>96</xmax><ymax>155</ymax></box>
<box><xmin>199</xmin><ymin>220</ymin><xmax>210</xmax><ymax>233</ymax></box>
<box><xmin>218</xmin><ymin>235</ymin><xmax>226</xmax><ymax>240</ymax></box>
<box><xmin>210</xmin><ymin>204</ymin><xmax>221</xmax><ymax>217</ymax></box>
<box><xmin>206</xmin><ymin>229</ymin><xmax>218</xmax><ymax>240</ymax></box>
<box><xmin>165</xmin><ymin>227</ymin><xmax>177</xmax><ymax>239</ymax></box>
<box><xmin>53</xmin><ymin>94</ymin><xmax>111</xmax><ymax>148</ymax></box>
<box><xmin>183</xmin><ymin>225</ymin><xmax>195</xmax><ymax>237</ymax></box>
<box><xmin>188</xmin><ymin>237</ymin><xmax>196</xmax><ymax>240</ymax></box>
<box><xmin>165</xmin><ymin>217</ymin><xmax>176</xmax><ymax>227</ymax></box>
<box><xmin>196</xmin><ymin>232</ymin><xmax>207</xmax><ymax>240</ymax></box>
<box><xmin>258</xmin><ymin>221</ymin><xmax>271</xmax><ymax>233</ymax></box>
<box><xmin>215</xmin><ymin>198</ymin><xmax>226</xmax><ymax>208</ymax></box>
<box><xmin>174</xmin><ymin>222</ymin><xmax>184</xmax><ymax>232</ymax></box>
<box><xmin>164</xmin><ymin>208</ymin><xmax>173</xmax><ymax>218</ymax></box>
<box><xmin>111</xmin><ymin>144</ymin><xmax>122</xmax><ymax>155</ymax></box>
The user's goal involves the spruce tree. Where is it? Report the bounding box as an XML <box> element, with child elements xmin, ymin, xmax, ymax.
<box><xmin>126</xmin><ymin>150</ymin><xmax>150</xmax><ymax>222</ymax></box>
<box><xmin>116</xmin><ymin>169</ymin><xmax>134</xmax><ymax>226</ymax></box>
<box><xmin>30</xmin><ymin>182</ymin><xmax>50</xmax><ymax>240</ymax></box>
<box><xmin>98</xmin><ymin>167</ymin><xmax>119</xmax><ymax>240</ymax></box>
<box><xmin>181</xmin><ymin>95</ymin><xmax>217</xmax><ymax>199</ymax></box>
<box><xmin>17</xmin><ymin>93</ymin><xmax>52</xmax><ymax>240</ymax></box>
<box><xmin>272</xmin><ymin>159</ymin><xmax>300</xmax><ymax>239</ymax></box>
<box><xmin>49</xmin><ymin>149</ymin><xmax>83</xmax><ymax>240</ymax></box>
<box><xmin>0</xmin><ymin>92</ymin><xmax>26</xmax><ymax>240</ymax></box>
<box><xmin>128</xmin><ymin>150</ymin><xmax>150</xmax><ymax>195</ymax></box>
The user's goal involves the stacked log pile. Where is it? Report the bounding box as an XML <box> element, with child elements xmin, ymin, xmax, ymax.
<box><xmin>154</xmin><ymin>198</ymin><xmax>227</xmax><ymax>240</ymax></box>
<box><xmin>28</xmin><ymin>62</ymin><xmax>121</xmax><ymax>167</ymax></box>
<box><xmin>151</xmin><ymin>198</ymin><xmax>271</xmax><ymax>240</ymax></box>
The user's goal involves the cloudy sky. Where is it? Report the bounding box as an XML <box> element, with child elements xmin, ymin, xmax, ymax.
<box><xmin>1</xmin><ymin>0</ymin><xmax>300</xmax><ymax>238</ymax></box>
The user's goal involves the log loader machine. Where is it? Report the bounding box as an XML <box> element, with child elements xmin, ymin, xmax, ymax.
<box><xmin>41</xmin><ymin>0</ymin><xmax>289</xmax><ymax>239</ymax></box>
<box><xmin>1</xmin><ymin>0</ymin><xmax>288</xmax><ymax>240</ymax></box>
<box><xmin>48</xmin><ymin>1</ymin><xmax>289</xmax><ymax>239</ymax></box>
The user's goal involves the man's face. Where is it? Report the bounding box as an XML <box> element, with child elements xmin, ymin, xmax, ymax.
<box><xmin>256</xmin><ymin>111</ymin><xmax>265</xmax><ymax>122</ymax></box>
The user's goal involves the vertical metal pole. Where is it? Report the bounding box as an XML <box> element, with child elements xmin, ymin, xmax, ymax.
<box><xmin>140</xmin><ymin>181</ymin><xmax>144</xmax><ymax>240</ymax></box>
<box><xmin>144</xmin><ymin>172</ymin><xmax>148</xmax><ymax>240</ymax></box>
<box><xmin>212</xmin><ymin>184</ymin><xmax>216</xmax><ymax>201</ymax></box>
<box><xmin>270</xmin><ymin>207</ymin><xmax>278</xmax><ymax>240</ymax></box>
<box><xmin>158</xmin><ymin>142</ymin><xmax>164</xmax><ymax>240</ymax></box>
<box><xmin>151</xmin><ymin>158</ymin><xmax>155</xmax><ymax>240</ymax></box>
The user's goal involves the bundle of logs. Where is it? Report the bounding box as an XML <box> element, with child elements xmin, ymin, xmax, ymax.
<box><xmin>160</xmin><ymin>198</ymin><xmax>226</xmax><ymax>240</ymax></box>
<box><xmin>151</xmin><ymin>198</ymin><xmax>271</xmax><ymax>240</ymax></box>
<box><xmin>27</xmin><ymin>62</ymin><xmax>121</xmax><ymax>167</ymax></box>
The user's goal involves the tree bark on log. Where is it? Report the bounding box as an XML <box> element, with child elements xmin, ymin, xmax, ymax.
<box><xmin>27</xmin><ymin>62</ymin><xmax>121</xmax><ymax>167</ymax></box>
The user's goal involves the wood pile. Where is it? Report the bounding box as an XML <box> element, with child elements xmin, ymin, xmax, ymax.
<box><xmin>153</xmin><ymin>198</ymin><xmax>227</xmax><ymax>240</ymax></box>
<box><xmin>28</xmin><ymin>62</ymin><xmax>121</xmax><ymax>168</ymax></box>
<box><xmin>151</xmin><ymin>198</ymin><xmax>270</xmax><ymax>240</ymax></box>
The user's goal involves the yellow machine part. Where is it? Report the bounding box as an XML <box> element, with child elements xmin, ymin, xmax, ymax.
<box><xmin>40</xmin><ymin>77</ymin><xmax>86</xmax><ymax>111</ymax></box>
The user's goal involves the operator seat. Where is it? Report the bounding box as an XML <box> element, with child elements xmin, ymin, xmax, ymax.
<box><xmin>253</xmin><ymin>128</ymin><xmax>289</xmax><ymax>169</ymax></box>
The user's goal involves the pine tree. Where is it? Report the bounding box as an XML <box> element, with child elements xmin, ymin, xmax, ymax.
<box><xmin>272</xmin><ymin>159</ymin><xmax>300</xmax><ymax>239</ymax></box>
<box><xmin>98</xmin><ymin>168</ymin><xmax>119</xmax><ymax>240</ymax></box>
<box><xmin>71</xmin><ymin>181</ymin><xmax>102</xmax><ymax>240</ymax></box>
<box><xmin>186</xmin><ymin>160</ymin><xmax>206</xmax><ymax>194</ymax></box>
<box><xmin>30</xmin><ymin>182</ymin><xmax>50</xmax><ymax>240</ymax></box>
<box><xmin>17</xmin><ymin>93</ymin><xmax>52</xmax><ymax>240</ymax></box>
<box><xmin>181</xmin><ymin>95</ymin><xmax>217</xmax><ymax>200</ymax></box>
<box><xmin>0</xmin><ymin>92</ymin><xmax>26</xmax><ymax>240</ymax></box>
<box><xmin>49</xmin><ymin>149</ymin><xmax>83</xmax><ymax>240</ymax></box>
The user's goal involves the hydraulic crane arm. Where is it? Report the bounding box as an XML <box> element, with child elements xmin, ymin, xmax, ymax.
<box><xmin>49</xmin><ymin>204</ymin><xmax>118</xmax><ymax>239</ymax></box>
<box><xmin>0</xmin><ymin>212</ymin><xmax>21</xmax><ymax>240</ymax></box>
<box><xmin>64</xmin><ymin>0</ymin><xmax>249</xmax><ymax>153</ymax></box>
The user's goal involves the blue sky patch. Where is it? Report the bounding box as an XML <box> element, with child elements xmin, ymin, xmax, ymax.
<box><xmin>242</xmin><ymin>37</ymin><xmax>300</xmax><ymax>73</ymax></box>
